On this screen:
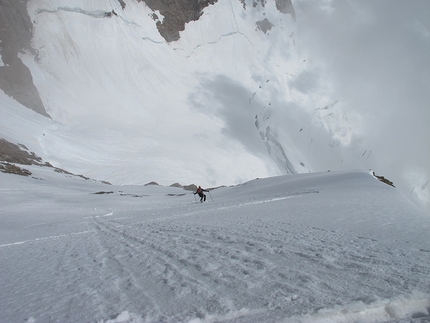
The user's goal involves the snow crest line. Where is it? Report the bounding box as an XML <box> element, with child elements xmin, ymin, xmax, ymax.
<box><xmin>0</xmin><ymin>230</ymin><xmax>95</xmax><ymax>248</ymax></box>
<box><xmin>217</xmin><ymin>196</ymin><xmax>296</xmax><ymax>210</ymax></box>
<box><xmin>242</xmin><ymin>195</ymin><xmax>297</xmax><ymax>205</ymax></box>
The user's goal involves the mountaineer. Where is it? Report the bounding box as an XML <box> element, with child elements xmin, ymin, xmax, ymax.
<box><xmin>194</xmin><ymin>185</ymin><xmax>208</xmax><ymax>202</ymax></box>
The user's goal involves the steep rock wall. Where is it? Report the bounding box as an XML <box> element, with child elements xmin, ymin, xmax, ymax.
<box><xmin>0</xmin><ymin>0</ymin><xmax>49</xmax><ymax>117</ymax></box>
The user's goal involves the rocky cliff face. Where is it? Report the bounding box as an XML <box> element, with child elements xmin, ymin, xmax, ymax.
<box><xmin>127</xmin><ymin>0</ymin><xmax>294</xmax><ymax>42</ymax></box>
<box><xmin>275</xmin><ymin>0</ymin><xmax>295</xmax><ymax>18</ymax></box>
<box><xmin>0</xmin><ymin>0</ymin><xmax>49</xmax><ymax>117</ymax></box>
<box><xmin>138</xmin><ymin>0</ymin><xmax>295</xmax><ymax>42</ymax></box>
<box><xmin>139</xmin><ymin>0</ymin><xmax>218</xmax><ymax>42</ymax></box>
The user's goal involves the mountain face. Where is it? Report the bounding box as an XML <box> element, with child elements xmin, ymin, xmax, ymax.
<box><xmin>0</xmin><ymin>0</ymin><xmax>48</xmax><ymax>117</ymax></box>
<box><xmin>0</xmin><ymin>0</ymin><xmax>429</xmax><ymax>215</ymax></box>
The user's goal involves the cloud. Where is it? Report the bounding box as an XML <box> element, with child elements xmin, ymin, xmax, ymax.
<box><xmin>189</xmin><ymin>75</ymin><xmax>270</xmax><ymax>158</ymax></box>
<box><xmin>295</xmin><ymin>0</ymin><xmax>430</xmax><ymax>212</ymax></box>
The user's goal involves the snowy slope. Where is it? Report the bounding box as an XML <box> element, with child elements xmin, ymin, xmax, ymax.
<box><xmin>1</xmin><ymin>168</ymin><xmax>429</xmax><ymax>323</ymax></box>
<box><xmin>0</xmin><ymin>0</ymin><xmax>429</xmax><ymax>213</ymax></box>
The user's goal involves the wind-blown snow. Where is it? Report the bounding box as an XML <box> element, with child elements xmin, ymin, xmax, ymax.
<box><xmin>1</xmin><ymin>168</ymin><xmax>429</xmax><ymax>322</ymax></box>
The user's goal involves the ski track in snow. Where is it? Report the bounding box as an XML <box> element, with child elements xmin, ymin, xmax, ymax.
<box><xmin>1</xmin><ymin>171</ymin><xmax>430</xmax><ymax>323</ymax></box>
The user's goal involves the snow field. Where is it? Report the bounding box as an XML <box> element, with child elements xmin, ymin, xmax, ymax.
<box><xmin>1</xmin><ymin>168</ymin><xmax>429</xmax><ymax>322</ymax></box>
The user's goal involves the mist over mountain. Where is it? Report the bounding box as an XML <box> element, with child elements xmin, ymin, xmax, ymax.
<box><xmin>0</xmin><ymin>0</ymin><xmax>429</xmax><ymax>214</ymax></box>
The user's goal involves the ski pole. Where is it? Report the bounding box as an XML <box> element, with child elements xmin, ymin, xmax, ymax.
<box><xmin>193</xmin><ymin>194</ymin><xmax>197</xmax><ymax>203</ymax></box>
<box><xmin>208</xmin><ymin>191</ymin><xmax>214</xmax><ymax>202</ymax></box>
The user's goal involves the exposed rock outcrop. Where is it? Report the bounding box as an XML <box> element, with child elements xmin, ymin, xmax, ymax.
<box><xmin>0</xmin><ymin>0</ymin><xmax>50</xmax><ymax>117</ymax></box>
<box><xmin>0</xmin><ymin>138</ymin><xmax>42</xmax><ymax>165</ymax></box>
<box><xmin>0</xmin><ymin>138</ymin><xmax>110</xmax><ymax>183</ymax></box>
<box><xmin>137</xmin><ymin>0</ymin><xmax>218</xmax><ymax>42</ymax></box>
<box><xmin>242</xmin><ymin>0</ymin><xmax>295</xmax><ymax>19</ymax></box>
<box><xmin>373</xmin><ymin>172</ymin><xmax>395</xmax><ymax>187</ymax></box>
<box><xmin>256</xmin><ymin>18</ymin><xmax>274</xmax><ymax>34</ymax></box>
<box><xmin>275</xmin><ymin>0</ymin><xmax>295</xmax><ymax>19</ymax></box>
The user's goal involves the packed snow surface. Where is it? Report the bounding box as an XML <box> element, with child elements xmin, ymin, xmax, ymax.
<box><xmin>1</xmin><ymin>168</ymin><xmax>429</xmax><ymax>323</ymax></box>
